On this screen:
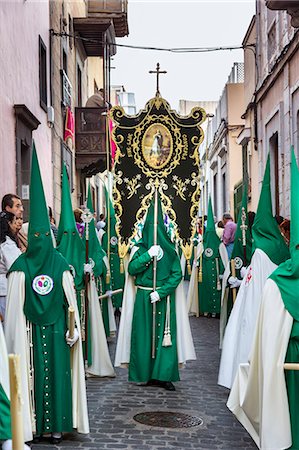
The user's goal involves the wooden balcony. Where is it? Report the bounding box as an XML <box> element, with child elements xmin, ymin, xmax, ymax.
<box><xmin>75</xmin><ymin>107</ymin><xmax>110</xmax><ymax>176</ymax></box>
<box><xmin>88</xmin><ymin>0</ymin><xmax>129</xmax><ymax>37</ymax></box>
<box><xmin>266</xmin><ymin>1</ymin><xmax>299</xmax><ymax>27</ymax></box>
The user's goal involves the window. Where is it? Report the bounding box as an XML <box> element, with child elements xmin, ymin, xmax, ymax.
<box><xmin>269</xmin><ymin>132</ymin><xmax>279</xmax><ymax>215</ymax></box>
<box><xmin>77</xmin><ymin>65</ymin><xmax>82</xmax><ymax>107</ymax></box>
<box><xmin>222</xmin><ymin>172</ymin><xmax>226</xmax><ymax>213</ymax></box>
<box><xmin>63</xmin><ymin>49</ymin><xmax>67</xmax><ymax>74</ymax></box>
<box><xmin>68</xmin><ymin>14</ymin><xmax>73</xmax><ymax>49</ymax></box>
<box><xmin>39</xmin><ymin>36</ymin><xmax>47</xmax><ymax>112</ymax></box>
<box><xmin>61</xmin><ymin>140</ymin><xmax>73</xmax><ymax>192</ymax></box>
<box><xmin>213</xmin><ymin>172</ymin><xmax>218</xmax><ymax>217</ymax></box>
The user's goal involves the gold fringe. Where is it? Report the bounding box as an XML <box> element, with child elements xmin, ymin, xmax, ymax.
<box><xmin>187</xmin><ymin>259</ymin><xmax>192</xmax><ymax>275</ymax></box>
<box><xmin>120</xmin><ymin>258</ymin><xmax>124</xmax><ymax>274</ymax></box>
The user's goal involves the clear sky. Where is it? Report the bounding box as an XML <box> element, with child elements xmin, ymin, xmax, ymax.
<box><xmin>111</xmin><ymin>0</ymin><xmax>256</xmax><ymax>111</ymax></box>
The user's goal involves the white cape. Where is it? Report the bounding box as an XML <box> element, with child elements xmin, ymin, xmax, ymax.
<box><xmin>5</xmin><ymin>271</ymin><xmax>89</xmax><ymax>442</ymax></box>
<box><xmin>115</xmin><ymin>248</ymin><xmax>196</xmax><ymax>368</ymax></box>
<box><xmin>86</xmin><ymin>276</ymin><xmax>115</xmax><ymax>377</ymax></box>
<box><xmin>227</xmin><ymin>279</ymin><xmax>293</xmax><ymax>450</ymax></box>
<box><xmin>218</xmin><ymin>249</ymin><xmax>277</xmax><ymax>389</ymax></box>
<box><xmin>0</xmin><ymin>320</ymin><xmax>9</xmax><ymax>398</ymax></box>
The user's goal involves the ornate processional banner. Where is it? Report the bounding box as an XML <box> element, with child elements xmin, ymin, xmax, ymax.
<box><xmin>110</xmin><ymin>94</ymin><xmax>206</xmax><ymax>262</ymax></box>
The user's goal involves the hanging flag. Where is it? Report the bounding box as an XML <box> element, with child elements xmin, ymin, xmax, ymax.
<box><xmin>64</xmin><ymin>106</ymin><xmax>75</xmax><ymax>145</ymax></box>
<box><xmin>109</xmin><ymin>118</ymin><xmax>117</xmax><ymax>166</ymax></box>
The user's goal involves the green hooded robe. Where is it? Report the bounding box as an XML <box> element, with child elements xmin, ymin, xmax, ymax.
<box><xmin>198</xmin><ymin>198</ymin><xmax>224</xmax><ymax>315</ymax></box>
<box><xmin>9</xmin><ymin>145</ymin><xmax>72</xmax><ymax>435</ymax></box>
<box><xmin>128</xmin><ymin>195</ymin><xmax>182</xmax><ymax>383</ymax></box>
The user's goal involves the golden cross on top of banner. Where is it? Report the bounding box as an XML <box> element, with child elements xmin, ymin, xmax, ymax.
<box><xmin>149</xmin><ymin>62</ymin><xmax>167</xmax><ymax>96</ymax></box>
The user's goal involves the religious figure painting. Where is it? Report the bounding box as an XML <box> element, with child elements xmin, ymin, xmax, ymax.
<box><xmin>142</xmin><ymin>124</ymin><xmax>173</xmax><ymax>169</ymax></box>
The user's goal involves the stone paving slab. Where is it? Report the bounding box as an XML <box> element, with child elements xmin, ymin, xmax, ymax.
<box><xmin>30</xmin><ymin>316</ymin><xmax>257</xmax><ymax>450</ymax></box>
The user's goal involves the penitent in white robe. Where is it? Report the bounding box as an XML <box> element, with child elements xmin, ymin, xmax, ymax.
<box><xmin>5</xmin><ymin>271</ymin><xmax>89</xmax><ymax>442</ymax></box>
<box><xmin>218</xmin><ymin>249</ymin><xmax>277</xmax><ymax>389</ymax></box>
<box><xmin>227</xmin><ymin>279</ymin><xmax>293</xmax><ymax>450</ymax></box>
<box><xmin>86</xmin><ymin>276</ymin><xmax>115</xmax><ymax>377</ymax></box>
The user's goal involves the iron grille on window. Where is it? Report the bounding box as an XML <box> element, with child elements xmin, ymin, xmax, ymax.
<box><xmin>61</xmin><ymin>69</ymin><xmax>72</xmax><ymax>107</ymax></box>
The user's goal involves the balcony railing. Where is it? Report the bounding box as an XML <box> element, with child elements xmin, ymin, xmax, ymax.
<box><xmin>75</xmin><ymin>107</ymin><xmax>109</xmax><ymax>175</ymax></box>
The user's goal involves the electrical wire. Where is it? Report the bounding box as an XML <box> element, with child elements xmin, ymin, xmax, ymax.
<box><xmin>51</xmin><ymin>30</ymin><xmax>255</xmax><ymax>53</ymax></box>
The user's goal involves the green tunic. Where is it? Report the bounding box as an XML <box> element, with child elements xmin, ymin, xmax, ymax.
<box><xmin>284</xmin><ymin>319</ymin><xmax>299</xmax><ymax>450</ymax></box>
<box><xmin>33</xmin><ymin>302</ymin><xmax>72</xmax><ymax>435</ymax></box>
<box><xmin>198</xmin><ymin>252</ymin><xmax>223</xmax><ymax>315</ymax></box>
<box><xmin>128</xmin><ymin>248</ymin><xmax>182</xmax><ymax>383</ymax></box>
<box><xmin>0</xmin><ymin>383</ymin><xmax>11</xmax><ymax>440</ymax></box>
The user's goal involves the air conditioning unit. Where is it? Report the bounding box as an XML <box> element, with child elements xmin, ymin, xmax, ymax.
<box><xmin>47</xmin><ymin>106</ymin><xmax>54</xmax><ymax>126</ymax></box>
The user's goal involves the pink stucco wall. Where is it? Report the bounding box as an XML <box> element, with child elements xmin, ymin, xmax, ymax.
<box><xmin>0</xmin><ymin>1</ymin><xmax>52</xmax><ymax>206</ymax></box>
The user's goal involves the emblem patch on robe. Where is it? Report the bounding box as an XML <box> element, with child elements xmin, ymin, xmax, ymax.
<box><xmin>110</xmin><ymin>236</ymin><xmax>118</xmax><ymax>246</ymax></box>
<box><xmin>204</xmin><ymin>248</ymin><xmax>213</xmax><ymax>258</ymax></box>
<box><xmin>32</xmin><ymin>275</ymin><xmax>54</xmax><ymax>295</ymax></box>
<box><xmin>234</xmin><ymin>257</ymin><xmax>243</xmax><ymax>270</ymax></box>
<box><xmin>157</xmin><ymin>247</ymin><xmax>164</xmax><ymax>261</ymax></box>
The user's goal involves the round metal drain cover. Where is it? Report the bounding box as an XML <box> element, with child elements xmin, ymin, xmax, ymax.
<box><xmin>133</xmin><ymin>411</ymin><xmax>203</xmax><ymax>428</ymax></box>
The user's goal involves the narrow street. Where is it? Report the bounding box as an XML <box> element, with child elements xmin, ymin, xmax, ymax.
<box><xmin>32</xmin><ymin>316</ymin><xmax>257</xmax><ymax>450</ymax></box>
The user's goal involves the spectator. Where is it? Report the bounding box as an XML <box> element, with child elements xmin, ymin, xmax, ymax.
<box><xmin>1</xmin><ymin>193</ymin><xmax>23</xmax><ymax>214</ymax></box>
<box><xmin>74</xmin><ymin>207</ymin><xmax>84</xmax><ymax>237</ymax></box>
<box><xmin>48</xmin><ymin>206</ymin><xmax>58</xmax><ymax>242</ymax></box>
<box><xmin>216</xmin><ymin>220</ymin><xmax>224</xmax><ymax>239</ymax></box>
<box><xmin>96</xmin><ymin>213</ymin><xmax>106</xmax><ymax>231</ymax></box>
<box><xmin>0</xmin><ymin>211</ymin><xmax>22</xmax><ymax>322</ymax></box>
<box><xmin>222</xmin><ymin>212</ymin><xmax>237</xmax><ymax>259</ymax></box>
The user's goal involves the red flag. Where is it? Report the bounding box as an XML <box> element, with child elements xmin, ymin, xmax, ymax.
<box><xmin>109</xmin><ymin>117</ymin><xmax>117</xmax><ymax>166</ymax></box>
<box><xmin>64</xmin><ymin>106</ymin><xmax>74</xmax><ymax>144</ymax></box>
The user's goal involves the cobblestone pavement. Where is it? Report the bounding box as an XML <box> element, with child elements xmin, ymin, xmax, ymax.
<box><xmin>31</xmin><ymin>316</ymin><xmax>257</xmax><ymax>450</ymax></box>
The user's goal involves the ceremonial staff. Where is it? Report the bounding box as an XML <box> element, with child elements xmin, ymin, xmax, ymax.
<box><xmin>240</xmin><ymin>206</ymin><xmax>248</xmax><ymax>264</ymax></box>
<box><xmin>152</xmin><ymin>186</ymin><xmax>159</xmax><ymax>359</ymax></box>
<box><xmin>81</xmin><ymin>208</ymin><xmax>93</xmax><ymax>363</ymax></box>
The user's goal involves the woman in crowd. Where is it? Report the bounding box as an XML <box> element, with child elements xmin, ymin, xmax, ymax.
<box><xmin>0</xmin><ymin>212</ymin><xmax>22</xmax><ymax>322</ymax></box>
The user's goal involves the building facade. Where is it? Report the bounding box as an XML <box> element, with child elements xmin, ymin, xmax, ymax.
<box><xmin>200</xmin><ymin>63</ymin><xmax>245</xmax><ymax>221</ymax></box>
<box><xmin>0</xmin><ymin>0</ymin><xmax>52</xmax><ymax>220</ymax></box>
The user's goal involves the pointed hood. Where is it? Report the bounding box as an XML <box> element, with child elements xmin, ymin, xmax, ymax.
<box><xmin>137</xmin><ymin>194</ymin><xmax>178</xmax><ymax>280</ymax></box>
<box><xmin>202</xmin><ymin>198</ymin><xmax>221</xmax><ymax>259</ymax></box>
<box><xmin>83</xmin><ymin>183</ymin><xmax>106</xmax><ymax>278</ymax></box>
<box><xmin>10</xmin><ymin>143</ymin><xmax>69</xmax><ymax>326</ymax></box>
<box><xmin>270</xmin><ymin>149</ymin><xmax>299</xmax><ymax>320</ymax></box>
<box><xmin>139</xmin><ymin>194</ymin><xmax>176</xmax><ymax>258</ymax></box>
<box><xmin>231</xmin><ymin>183</ymin><xmax>252</xmax><ymax>267</ymax></box>
<box><xmin>56</xmin><ymin>164</ymin><xmax>85</xmax><ymax>290</ymax></box>
<box><xmin>251</xmin><ymin>154</ymin><xmax>289</xmax><ymax>265</ymax></box>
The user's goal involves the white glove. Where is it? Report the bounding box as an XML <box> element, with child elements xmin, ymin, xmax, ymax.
<box><xmin>66</xmin><ymin>328</ymin><xmax>79</xmax><ymax>347</ymax></box>
<box><xmin>84</xmin><ymin>263</ymin><xmax>92</xmax><ymax>274</ymax></box>
<box><xmin>148</xmin><ymin>245</ymin><xmax>161</xmax><ymax>258</ymax></box>
<box><xmin>228</xmin><ymin>276</ymin><xmax>241</xmax><ymax>289</ymax></box>
<box><xmin>2</xmin><ymin>441</ymin><xmax>30</xmax><ymax>450</ymax></box>
<box><xmin>150</xmin><ymin>291</ymin><xmax>160</xmax><ymax>303</ymax></box>
<box><xmin>240</xmin><ymin>266</ymin><xmax>247</xmax><ymax>278</ymax></box>
<box><xmin>105</xmin><ymin>290</ymin><xmax>113</xmax><ymax>298</ymax></box>
<box><xmin>219</xmin><ymin>274</ymin><xmax>223</xmax><ymax>280</ymax></box>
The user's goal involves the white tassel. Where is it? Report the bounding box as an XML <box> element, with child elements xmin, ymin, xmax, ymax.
<box><xmin>162</xmin><ymin>332</ymin><xmax>172</xmax><ymax>347</ymax></box>
<box><xmin>162</xmin><ymin>296</ymin><xmax>172</xmax><ymax>347</ymax></box>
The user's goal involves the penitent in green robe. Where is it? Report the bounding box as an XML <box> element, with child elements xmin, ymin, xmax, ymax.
<box><xmin>0</xmin><ymin>383</ymin><xmax>11</xmax><ymax>440</ymax></box>
<box><xmin>284</xmin><ymin>320</ymin><xmax>299</xmax><ymax>450</ymax></box>
<box><xmin>128</xmin><ymin>248</ymin><xmax>181</xmax><ymax>383</ymax></box>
